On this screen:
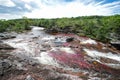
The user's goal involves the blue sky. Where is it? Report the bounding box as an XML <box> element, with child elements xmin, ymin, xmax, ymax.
<box><xmin>0</xmin><ymin>0</ymin><xmax>120</xmax><ymax>19</ymax></box>
<box><xmin>105</xmin><ymin>0</ymin><xmax>118</xmax><ymax>3</ymax></box>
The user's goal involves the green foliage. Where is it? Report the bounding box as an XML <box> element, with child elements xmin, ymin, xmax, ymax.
<box><xmin>0</xmin><ymin>20</ymin><xmax>8</xmax><ymax>32</ymax></box>
<box><xmin>0</xmin><ymin>15</ymin><xmax>120</xmax><ymax>42</ymax></box>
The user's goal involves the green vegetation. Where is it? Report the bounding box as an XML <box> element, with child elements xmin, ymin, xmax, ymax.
<box><xmin>0</xmin><ymin>15</ymin><xmax>120</xmax><ymax>42</ymax></box>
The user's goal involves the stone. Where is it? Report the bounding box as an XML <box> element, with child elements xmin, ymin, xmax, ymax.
<box><xmin>0</xmin><ymin>60</ymin><xmax>12</xmax><ymax>76</ymax></box>
<box><xmin>66</xmin><ymin>37</ymin><xmax>74</xmax><ymax>42</ymax></box>
<box><xmin>0</xmin><ymin>62</ymin><xmax>3</xmax><ymax>76</ymax></box>
<box><xmin>0</xmin><ymin>40</ymin><xmax>3</xmax><ymax>43</ymax></box>
<box><xmin>0</xmin><ymin>43</ymin><xmax>14</xmax><ymax>50</ymax></box>
<box><xmin>45</xmin><ymin>27</ymin><xmax>59</xmax><ymax>34</ymax></box>
<box><xmin>0</xmin><ymin>32</ymin><xmax>16</xmax><ymax>40</ymax></box>
<box><xmin>110</xmin><ymin>41</ymin><xmax>120</xmax><ymax>50</ymax></box>
<box><xmin>25</xmin><ymin>75</ymin><xmax>35</xmax><ymax>80</ymax></box>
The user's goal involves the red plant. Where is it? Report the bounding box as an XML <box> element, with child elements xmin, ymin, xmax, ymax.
<box><xmin>49</xmin><ymin>51</ymin><xmax>91</xmax><ymax>69</ymax></box>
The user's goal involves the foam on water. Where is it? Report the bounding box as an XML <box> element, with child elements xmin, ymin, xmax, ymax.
<box><xmin>60</xmin><ymin>47</ymin><xmax>75</xmax><ymax>54</ymax></box>
<box><xmin>34</xmin><ymin>52</ymin><xmax>59</xmax><ymax>66</ymax></box>
<box><xmin>84</xmin><ymin>48</ymin><xmax>120</xmax><ymax>61</ymax></box>
<box><xmin>84</xmin><ymin>48</ymin><xmax>120</xmax><ymax>69</ymax></box>
<box><xmin>50</xmin><ymin>47</ymin><xmax>75</xmax><ymax>54</ymax></box>
<box><xmin>104</xmin><ymin>63</ymin><xmax>120</xmax><ymax>69</ymax></box>
<box><xmin>42</xmin><ymin>36</ymin><xmax>55</xmax><ymax>41</ymax></box>
<box><xmin>81</xmin><ymin>39</ymin><xmax>97</xmax><ymax>44</ymax></box>
<box><xmin>32</xmin><ymin>26</ymin><xmax>44</xmax><ymax>30</ymax></box>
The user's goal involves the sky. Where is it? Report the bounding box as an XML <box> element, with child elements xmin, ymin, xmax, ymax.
<box><xmin>0</xmin><ymin>0</ymin><xmax>120</xmax><ymax>19</ymax></box>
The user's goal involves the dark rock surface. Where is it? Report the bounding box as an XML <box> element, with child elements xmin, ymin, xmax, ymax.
<box><xmin>45</xmin><ymin>28</ymin><xmax>59</xmax><ymax>34</ymax></box>
<box><xmin>111</xmin><ymin>41</ymin><xmax>120</xmax><ymax>50</ymax></box>
<box><xmin>0</xmin><ymin>43</ymin><xmax>14</xmax><ymax>50</ymax></box>
<box><xmin>0</xmin><ymin>32</ymin><xmax>16</xmax><ymax>40</ymax></box>
<box><xmin>0</xmin><ymin>60</ymin><xmax>12</xmax><ymax>76</ymax></box>
<box><xmin>66</xmin><ymin>37</ymin><xmax>74</xmax><ymax>42</ymax></box>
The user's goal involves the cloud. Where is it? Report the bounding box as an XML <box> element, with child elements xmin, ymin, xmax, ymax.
<box><xmin>0</xmin><ymin>13</ymin><xmax>21</xmax><ymax>19</ymax></box>
<box><xmin>0</xmin><ymin>1</ymin><xmax>32</xmax><ymax>19</ymax></box>
<box><xmin>24</xmin><ymin>0</ymin><xmax>120</xmax><ymax>18</ymax></box>
<box><xmin>0</xmin><ymin>0</ymin><xmax>15</xmax><ymax>7</ymax></box>
<box><xmin>0</xmin><ymin>0</ymin><xmax>120</xmax><ymax>19</ymax></box>
<box><xmin>25</xmin><ymin>4</ymin><xmax>32</xmax><ymax>10</ymax></box>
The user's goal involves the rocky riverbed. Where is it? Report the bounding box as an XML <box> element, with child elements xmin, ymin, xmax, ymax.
<box><xmin>0</xmin><ymin>26</ymin><xmax>120</xmax><ymax>80</ymax></box>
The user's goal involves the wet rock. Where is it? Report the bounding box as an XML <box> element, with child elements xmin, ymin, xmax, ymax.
<box><xmin>0</xmin><ymin>60</ymin><xmax>12</xmax><ymax>76</ymax></box>
<box><xmin>13</xmin><ymin>60</ymin><xmax>27</xmax><ymax>70</ymax></box>
<box><xmin>45</xmin><ymin>28</ymin><xmax>59</xmax><ymax>34</ymax></box>
<box><xmin>110</xmin><ymin>42</ymin><xmax>120</xmax><ymax>50</ymax></box>
<box><xmin>0</xmin><ymin>32</ymin><xmax>16</xmax><ymax>40</ymax></box>
<box><xmin>0</xmin><ymin>64</ymin><xmax>3</xmax><ymax>76</ymax></box>
<box><xmin>25</xmin><ymin>75</ymin><xmax>35</xmax><ymax>80</ymax></box>
<box><xmin>66</xmin><ymin>37</ymin><xmax>74</xmax><ymax>42</ymax></box>
<box><xmin>0</xmin><ymin>43</ymin><xmax>14</xmax><ymax>50</ymax></box>
<box><xmin>109</xmin><ymin>33</ymin><xmax>120</xmax><ymax>50</ymax></box>
<box><xmin>0</xmin><ymin>40</ymin><xmax>3</xmax><ymax>43</ymax></box>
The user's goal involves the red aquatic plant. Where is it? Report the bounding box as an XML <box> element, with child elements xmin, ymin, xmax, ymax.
<box><xmin>49</xmin><ymin>50</ymin><xmax>92</xmax><ymax>69</ymax></box>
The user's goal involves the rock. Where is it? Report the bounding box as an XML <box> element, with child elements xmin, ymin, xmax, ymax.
<box><xmin>25</xmin><ymin>75</ymin><xmax>35</xmax><ymax>80</ymax></box>
<box><xmin>0</xmin><ymin>32</ymin><xmax>16</xmax><ymax>40</ymax></box>
<box><xmin>0</xmin><ymin>40</ymin><xmax>3</xmax><ymax>43</ymax></box>
<box><xmin>0</xmin><ymin>63</ymin><xmax>3</xmax><ymax>76</ymax></box>
<box><xmin>66</xmin><ymin>37</ymin><xmax>74</xmax><ymax>42</ymax></box>
<box><xmin>110</xmin><ymin>41</ymin><xmax>120</xmax><ymax>50</ymax></box>
<box><xmin>1</xmin><ymin>62</ymin><xmax>11</xmax><ymax>69</ymax></box>
<box><xmin>0</xmin><ymin>43</ymin><xmax>14</xmax><ymax>50</ymax></box>
<box><xmin>109</xmin><ymin>33</ymin><xmax>120</xmax><ymax>50</ymax></box>
<box><xmin>45</xmin><ymin>28</ymin><xmax>59</xmax><ymax>34</ymax></box>
<box><xmin>0</xmin><ymin>60</ymin><xmax>12</xmax><ymax>76</ymax></box>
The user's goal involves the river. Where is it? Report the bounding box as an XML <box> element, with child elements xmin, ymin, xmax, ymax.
<box><xmin>1</xmin><ymin>26</ymin><xmax>120</xmax><ymax>80</ymax></box>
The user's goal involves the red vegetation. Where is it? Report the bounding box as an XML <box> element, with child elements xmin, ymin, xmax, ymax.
<box><xmin>49</xmin><ymin>51</ymin><xmax>91</xmax><ymax>69</ymax></box>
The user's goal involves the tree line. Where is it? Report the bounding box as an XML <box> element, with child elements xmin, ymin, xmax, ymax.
<box><xmin>0</xmin><ymin>15</ymin><xmax>120</xmax><ymax>42</ymax></box>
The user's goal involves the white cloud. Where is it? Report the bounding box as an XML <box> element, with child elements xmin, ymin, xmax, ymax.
<box><xmin>0</xmin><ymin>0</ymin><xmax>120</xmax><ymax>19</ymax></box>
<box><xmin>20</xmin><ymin>0</ymin><xmax>33</xmax><ymax>3</ymax></box>
<box><xmin>0</xmin><ymin>13</ymin><xmax>21</xmax><ymax>19</ymax></box>
<box><xmin>24</xmin><ymin>0</ymin><xmax>120</xmax><ymax>18</ymax></box>
<box><xmin>25</xmin><ymin>4</ymin><xmax>32</xmax><ymax>10</ymax></box>
<box><xmin>0</xmin><ymin>0</ymin><xmax>15</xmax><ymax>7</ymax></box>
